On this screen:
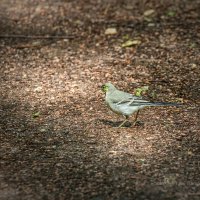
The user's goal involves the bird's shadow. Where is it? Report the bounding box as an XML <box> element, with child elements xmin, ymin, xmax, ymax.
<box><xmin>98</xmin><ymin>119</ymin><xmax>144</xmax><ymax>128</ymax></box>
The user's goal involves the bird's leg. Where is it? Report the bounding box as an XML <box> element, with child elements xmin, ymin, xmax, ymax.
<box><xmin>118</xmin><ymin>116</ymin><xmax>129</xmax><ymax>128</ymax></box>
<box><xmin>132</xmin><ymin>110</ymin><xmax>140</xmax><ymax>126</ymax></box>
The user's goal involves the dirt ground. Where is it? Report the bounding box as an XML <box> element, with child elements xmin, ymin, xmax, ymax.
<box><xmin>0</xmin><ymin>0</ymin><xmax>200</xmax><ymax>199</ymax></box>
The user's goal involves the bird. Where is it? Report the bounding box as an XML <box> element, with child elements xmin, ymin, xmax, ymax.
<box><xmin>101</xmin><ymin>82</ymin><xmax>180</xmax><ymax>127</ymax></box>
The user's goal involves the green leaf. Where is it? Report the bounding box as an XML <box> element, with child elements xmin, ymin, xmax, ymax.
<box><xmin>135</xmin><ymin>88</ymin><xmax>143</xmax><ymax>96</ymax></box>
<box><xmin>150</xmin><ymin>90</ymin><xmax>157</xmax><ymax>99</ymax></box>
<box><xmin>32</xmin><ymin>111</ymin><xmax>40</xmax><ymax>118</ymax></box>
<box><xmin>167</xmin><ymin>11</ymin><xmax>176</xmax><ymax>17</ymax></box>
<box><xmin>122</xmin><ymin>34</ymin><xmax>129</xmax><ymax>40</ymax></box>
<box><xmin>144</xmin><ymin>17</ymin><xmax>153</xmax><ymax>22</ymax></box>
<box><xmin>190</xmin><ymin>43</ymin><xmax>196</xmax><ymax>48</ymax></box>
<box><xmin>135</xmin><ymin>86</ymin><xmax>149</xmax><ymax>97</ymax></box>
<box><xmin>122</xmin><ymin>40</ymin><xmax>141</xmax><ymax>47</ymax></box>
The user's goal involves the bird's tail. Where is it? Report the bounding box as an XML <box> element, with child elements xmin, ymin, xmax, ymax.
<box><xmin>145</xmin><ymin>102</ymin><xmax>181</xmax><ymax>107</ymax></box>
<box><xmin>131</xmin><ymin>101</ymin><xmax>181</xmax><ymax>107</ymax></box>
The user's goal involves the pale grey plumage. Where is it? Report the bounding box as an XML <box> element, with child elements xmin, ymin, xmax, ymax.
<box><xmin>102</xmin><ymin>83</ymin><xmax>179</xmax><ymax>127</ymax></box>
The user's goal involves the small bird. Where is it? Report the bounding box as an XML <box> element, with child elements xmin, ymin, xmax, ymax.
<box><xmin>101</xmin><ymin>83</ymin><xmax>180</xmax><ymax>127</ymax></box>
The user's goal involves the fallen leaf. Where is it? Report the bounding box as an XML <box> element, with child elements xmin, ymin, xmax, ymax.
<box><xmin>135</xmin><ymin>86</ymin><xmax>149</xmax><ymax>96</ymax></box>
<box><xmin>122</xmin><ymin>34</ymin><xmax>129</xmax><ymax>40</ymax></box>
<box><xmin>34</xmin><ymin>86</ymin><xmax>43</xmax><ymax>92</ymax></box>
<box><xmin>148</xmin><ymin>23</ymin><xmax>155</xmax><ymax>27</ymax></box>
<box><xmin>144</xmin><ymin>17</ymin><xmax>153</xmax><ymax>22</ymax></box>
<box><xmin>144</xmin><ymin>9</ymin><xmax>155</xmax><ymax>17</ymax></box>
<box><xmin>167</xmin><ymin>10</ymin><xmax>176</xmax><ymax>17</ymax></box>
<box><xmin>187</xmin><ymin>151</ymin><xmax>193</xmax><ymax>155</ymax></box>
<box><xmin>105</xmin><ymin>28</ymin><xmax>117</xmax><ymax>35</ymax></box>
<box><xmin>32</xmin><ymin>111</ymin><xmax>40</xmax><ymax>118</ymax></box>
<box><xmin>39</xmin><ymin>128</ymin><xmax>46</xmax><ymax>132</ymax></box>
<box><xmin>122</xmin><ymin>40</ymin><xmax>141</xmax><ymax>47</ymax></box>
<box><xmin>175</xmin><ymin>98</ymin><xmax>184</xmax><ymax>103</ymax></box>
<box><xmin>191</xmin><ymin>63</ymin><xmax>197</xmax><ymax>69</ymax></box>
<box><xmin>190</xmin><ymin>43</ymin><xmax>196</xmax><ymax>48</ymax></box>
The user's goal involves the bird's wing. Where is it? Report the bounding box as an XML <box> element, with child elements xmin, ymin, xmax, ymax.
<box><xmin>116</xmin><ymin>95</ymin><xmax>150</xmax><ymax>106</ymax></box>
<box><xmin>109</xmin><ymin>90</ymin><xmax>134</xmax><ymax>104</ymax></box>
<box><xmin>108</xmin><ymin>89</ymin><xmax>155</xmax><ymax>107</ymax></box>
<box><xmin>108</xmin><ymin>89</ymin><xmax>180</xmax><ymax>107</ymax></box>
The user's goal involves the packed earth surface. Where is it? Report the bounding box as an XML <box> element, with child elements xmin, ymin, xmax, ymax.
<box><xmin>0</xmin><ymin>0</ymin><xmax>200</xmax><ymax>200</ymax></box>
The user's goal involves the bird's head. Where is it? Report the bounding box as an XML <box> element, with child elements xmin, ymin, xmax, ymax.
<box><xmin>101</xmin><ymin>83</ymin><xmax>116</xmax><ymax>93</ymax></box>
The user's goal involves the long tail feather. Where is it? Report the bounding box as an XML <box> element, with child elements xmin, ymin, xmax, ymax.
<box><xmin>149</xmin><ymin>102</ymin><xmax>181</xmax><ymax>106</ymax></box>
<box><xmin>130</xmin><ymin>102</ymin><xmax>181</xmax><ymax>107</ymax></box>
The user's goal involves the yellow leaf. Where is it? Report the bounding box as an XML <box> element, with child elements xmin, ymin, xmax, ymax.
<box><xmin>122</xmin><ymin>40</ymin><xmax>141</xmax><ymax>47</ymax></box>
